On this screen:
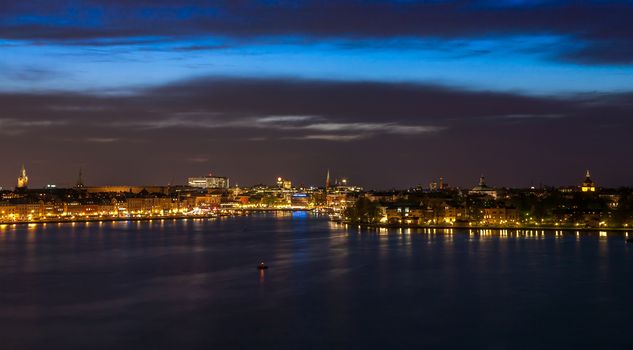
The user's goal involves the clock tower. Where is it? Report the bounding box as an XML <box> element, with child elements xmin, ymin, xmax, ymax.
<box><xmin>17</xmin><ymin>165</ymin><xmax>28</xmax><ymax>189</ymax></box>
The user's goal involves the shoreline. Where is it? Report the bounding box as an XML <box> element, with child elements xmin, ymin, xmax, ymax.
<box><xmin>0</xmin><ymin>209</ymin><xmax>315</xmax><ymax>227</ymax></box>
<box><xmin>1</xmin><ymin>214</ymin><xmax>630</xmax><ymax>233</ymax></box>
<box><xmin>0</xmin><ymin>214</ymin><xmax>223</xmax><ymax>227</ymax></box>
<box><xmin>332</xmin><ymin>220</ymin><xmax>632</xmax><ymax>232</ymax></box>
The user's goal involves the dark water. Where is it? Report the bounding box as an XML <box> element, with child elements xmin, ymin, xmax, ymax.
<box><xmin>1</xmin><ymin>213</ymin><xmax>632</xmax><ymax>349</ymax></box>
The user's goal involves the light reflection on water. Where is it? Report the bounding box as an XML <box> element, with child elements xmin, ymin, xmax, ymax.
<box><xmin>0</xmin><ymin>214</ymin><xmax>632</xmax><ymax>349</ymax></box>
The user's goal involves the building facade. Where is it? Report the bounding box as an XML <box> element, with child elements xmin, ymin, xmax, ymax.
<box><xmin>188</xmin><ymin>176</ymin><xmax>230</xmax><ymax>189</ymax></box>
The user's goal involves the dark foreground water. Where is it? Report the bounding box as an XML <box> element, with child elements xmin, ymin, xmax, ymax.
<box><xmin>1</xmin><ymin>213</ymin><xmax>632</xmax><ymax>349</ymax></box>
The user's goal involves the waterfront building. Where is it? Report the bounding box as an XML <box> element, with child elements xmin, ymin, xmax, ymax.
<box><xmin>126</xmin><ymin>197</ymin><xmax>181</xmax><ymax>215</ymax></box>
<box><xmin>194</xmin><ymin>194</ymin><xmax>222</xmax><ymax>207</ymax></box>
<box><xmin>440</xmin><ymin>202</ymin><xmax>467</xmax><ymax>223</ymax></box>
<box><xmin>384</xmin><ymin>201</ymin><xmax>468</xmax><ymax>225</ymax></box>
<box><xmin>290</xmin><ymin>193</ymin><xmax>312</xmax><ymax>208</ymax></box>
<box><xmin>0</xmin><ymin>201</ymin><xmax>44</xmax><ymax>221</ymax></box>
<box><xmin>385</xmin><ymin>205</ymin><xmax>427</xmax><ymax>225</ymax></box>
<box><xmin>554</xmin><ymin>207</ymin><xmax>604</xmax><ymax>227</ymax></box>
<box><xmin>482</xmin><ymin>207</ymin><xmax>519</xmax><ymax>225</ymax></box>
<box><xmin>326</xmin><ymin>193</ymin><xmax>349</xmax><ymax>208</ymax></box>
<box><xmin>187</xmin><ymin>174</ymin><xmax>230</xmax><ymax>189</ymax></box>
<box><xmin>43</xmin><ymin>202</ymin><xmax>65</xmax><ymax>217</ymax></box>
<box><xmin>64</xmin><ymin>202</ymin><xmax>100</xmax><ymax>217</ymax></box>
<box><xmin>581</xmin><ymin>170</ymin><xmax>596</xmax><ymax>192</ymax></box>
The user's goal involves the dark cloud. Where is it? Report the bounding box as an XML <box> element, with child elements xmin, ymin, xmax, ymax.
<box><xmin>557</xmin><ymin>40</ymin><xmax>633</xmax><ymax>65</ymax></box>
<box><xmin>0</xmin><ymin>65</ymin><xmax>63</xmax><ymax>82</ymax></box>
<box><xmin>1</xmin><ymin>77</ymin><xmax>632</xmax><ymax>188</ymax></box>
<box><xmin>1</xmin><ymin>1</ymin><xmax>632</xmax><ymax>64</ymax></box>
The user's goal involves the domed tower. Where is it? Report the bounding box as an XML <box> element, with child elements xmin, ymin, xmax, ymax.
<box><xmin>17</xmin><ymin>165</ymin><xmax>28</xmax><ymax>189</ymax></box>
<box><xmin>581</xmin><ymin>170</ymin><xmax>596</xmax><ymax>192</ymax></box>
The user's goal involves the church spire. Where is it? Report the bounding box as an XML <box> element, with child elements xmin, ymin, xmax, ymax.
<box><xmin>581</xmin><ymin>169</ymin><xmax>596</xmax><ymax>192</ymax></box>
<box><xmin>76</xmin><ymin>167</ymin><xmax>85</xmax><ymax>188</ymax></box>
<box><xmin>17</xmin><ymin>164</ymin><xmax>28</xmax><ymax>189</ymax></box>
<box><xmin>325</xmin><ymin>169</ymin><xmax>331</xmax><ymax>189</ymax></box>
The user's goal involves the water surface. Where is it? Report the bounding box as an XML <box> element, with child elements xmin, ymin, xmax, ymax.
<box><xmin>1</xmin><ymin>213</ymin><xmax>632</xmax><ymax>349</ymax></box>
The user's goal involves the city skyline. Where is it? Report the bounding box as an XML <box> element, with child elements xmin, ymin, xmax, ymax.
<box><xmin>0</xmin><ymin>163</ymin><xmax>609</xmax><ymax>191</ymax></box>
<box><xmin>2</xmin><ymin>1</ymin><xmax>633</xmax><ymax>188</ymax></box>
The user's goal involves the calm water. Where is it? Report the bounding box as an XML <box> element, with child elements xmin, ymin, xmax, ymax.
<box><xmin>1</xmin><ymin>213</ymin><xmax>632</xmax><ymax>349</ymax></box>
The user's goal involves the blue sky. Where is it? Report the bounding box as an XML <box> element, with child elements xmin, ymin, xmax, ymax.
<box><xmin>2</xmin><ymin>1</ymin><xmax>633</xmax><ymax>187</ymax></box>
<box><xmin>2</xmin><ymin>1</ymin><xmax>633</xmax><ymax>95</ymax></box>
<box><xmin>3</xmin><ymin>34</ymin><xmax>633</xmax><ymax>94</ymax></box>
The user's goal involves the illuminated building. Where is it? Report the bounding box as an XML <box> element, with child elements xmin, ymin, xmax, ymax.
<box><xmin>276</xmin><ymin>177</ymin><xmax>292</xmax><ymax>189</ymax></box>
<box><xmin>442</xmin><ymin>203</ymin><xmax>466</xmax><ymax>223</ymax></box>
<box><xmin>17</xmin><ymin>165</ymin><xmax>28</xmax><ymax>189</ymax></box>
<box><xmin>194</xmin><ymin>194</ymin><xmax>222</xmax><ymax>207</ymax></box>
<box><xmin>385</xmin><ymin>206</ymin><xmax>426</xmax><ymax>225</ymax></box>
<box><xmin>126</xmin><ymin>197</ymin><xmax>180</xmax><ymax>214</ymax></box>
<box><xmin>331</xmin><ymin>177</ymin><xmax>361</xmax><ymax>193</ymax></box>
<box><xmin>64</xmin><ymin>202</ymin><xmax>100</xmax><ymax>217</ymax></box>
<box><xmin>291</xmin><ymin>193</ymin><xmax>311</xmax><ymax>207</ymax></box>
<box><xmin>483</xmin><ymin>207</ymin><xmax>518</xmax><ymax>224</ymax></box>
<box><xmin>469</xmin><ymin>175</ymin><xmax>497</xmax><ymax>198</ymax></box>
<box><xmin>188</xmin><ymin>174</ymin><xmax>230</xmax><ymax>189</ymax></box>
<box><xmin>85</xmin><ymin>186</ymin><xmax>173</xmax><ymax>194</ymax></box>
<box><xmin>429</xmin><ymin>177</ymin><xmax>449</xmax><ymax>191</ymax></box>
<box><xmin>0</xmin><ymin>202</ymin><xmax>44</xmax><ymax>221</ymax></box>
<box><xmin>581</xmin><ymin>170</ymin><xmax>596</xmax><ymax>192</ymax></box>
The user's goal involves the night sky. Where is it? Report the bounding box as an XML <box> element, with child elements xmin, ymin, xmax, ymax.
<box><xmin>1</xmin><ymin>1</ymin><xmax>633</xmax><ymax>189</ymax></box>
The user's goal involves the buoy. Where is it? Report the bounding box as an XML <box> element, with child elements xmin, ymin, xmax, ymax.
<box><xmin>257</xmin><ymin>262</ymin><xmax>268</xmax><ymax>270</ymax></box>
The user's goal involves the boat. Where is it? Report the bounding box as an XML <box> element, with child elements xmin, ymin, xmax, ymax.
<box><xmin>257</xmin><ymin>262</ymin><xmax>269</xmax><ymax>270</ymax></box>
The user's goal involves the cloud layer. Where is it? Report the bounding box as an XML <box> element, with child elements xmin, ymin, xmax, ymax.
<box><xmin>2</xmin><ymin>1</ymin><xmax>633</xmax><ymax>64</ymax></box>
<box><xmin>1</xmin><ymin>77</ymin><xmax>632</xmax><ymax>188</ymax></box>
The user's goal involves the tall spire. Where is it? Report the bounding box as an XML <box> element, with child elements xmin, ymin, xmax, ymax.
<box><xmin>325</xmin><ymin>169</ymin><xmax>331</xmax><ymax>189</ymax></box>
<box><xmin>17</xmin><ymin>164</ymin><xmax>29</xmax><ymax>189</ymax></box>
<box><xmin>76</xmin><ymin>167</ymin><xmax>85</xmax><ymax>188</ymax></box>
<box><xmin>581</xmin><ymin>169</ymin><xmax>596</xmax><ymax>192</ymax></box>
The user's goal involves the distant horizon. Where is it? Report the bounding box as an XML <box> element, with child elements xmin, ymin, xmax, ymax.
<box><xmin>0</xmin><ymin>164</ymin><xmax>620</xmax><ymax>191</ymax></box>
